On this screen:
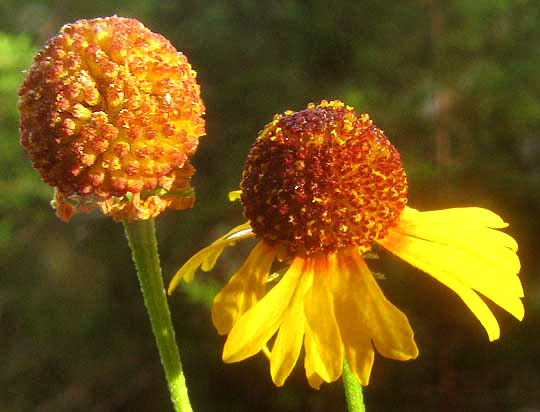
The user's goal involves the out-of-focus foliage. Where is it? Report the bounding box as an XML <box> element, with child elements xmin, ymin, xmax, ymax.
<box><xmin>2</xmin><ymin>1</ymin><xmax>540</xmax><ymax>412</ymax></box>
<box><xmin>0</xmin><ymin>33</ymin><xmax>51</xmax><ymax>252</ymax></box>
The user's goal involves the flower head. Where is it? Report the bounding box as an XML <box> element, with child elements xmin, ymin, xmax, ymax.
<box><xmin>242</xmin><ymin>100</ymin><xmax>407</xmax><ymax>256</ymax></box>
<box><xmin>19</xmin><ymin>16</ymin><xmax>205</xmax><ymax>221</ymax></box>
<box><xmin>169</xmin><ymin>100</ymin><xmax>523</xmax><ymax>388</ymax></box>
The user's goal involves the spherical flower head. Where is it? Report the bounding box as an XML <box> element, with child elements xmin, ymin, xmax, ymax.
<box><xmin>241</xmin><ymin>100</ymin><xmax>407</xmax><ymax>256</ymax></box>
<box><xmin>19</xmin><ymin>16</ymin><xmax>205</xmax><ymax>221</ymax></box>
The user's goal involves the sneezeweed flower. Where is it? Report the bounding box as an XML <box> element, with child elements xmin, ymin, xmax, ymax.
<box><xmin>19</xmin><ymin>17</ymin><xmax>203</xmax><ymax>412</ymax></box>
<box><xmin>169</xmin><ymin>100</ymin><xmax>524</xmax><ymax>389</ymax></box>
<box><xmin>19</xmin><ymin>16</ymin><xmax>205</xmax><ymax>222</ymax></box>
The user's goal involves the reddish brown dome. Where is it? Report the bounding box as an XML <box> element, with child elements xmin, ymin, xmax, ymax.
<box><xmin>241</xmin><ymin>100</ymin><xmax>407</xmax><ymax>256</ymax></box>
<box><xmin>19</xmin><ymin>16</ymin><xmax>205</xmax><ymax>221</ymax></box>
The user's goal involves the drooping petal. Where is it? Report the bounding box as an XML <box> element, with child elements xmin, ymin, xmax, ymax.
<box><xmin>212</xmin><ymin>241</ymin><xmax>278</xmax><ymax>335</ymax></box>
<box><xmin>346</xmin><ymin>250</ymin><xmax>419</xmax><ymax>360</ymax></box>
<box><xmin>331</xmin><ymin>256</ymin><xmax>375</xmax><ymax>385</ymax></box>
<box><xmin>377</xmin><ymin>207</ymin><xmax>524</xmax><ymax>341</ymax></box>
<box><xmin>270</xmin><ymin>263</ymin><xmax>313</xmax><ymax>386</ymax></box>
<box><xmin>394</xmin><ymin>207</ymin><xmax>520</xmax><ymax>273</ymax></box>
<box><xmin>222</xmin><ymin>257</ymin><xmax>307</xmax><ymax>363</ymax></box>
<box><xmin>379</xmin><ymin>229</ymin><xmax>501</xmax><ymax>340</ymax></box>
<box><xmin>303</xmin><ymin>256</ymin><xmax>344</xmax><ymax>386</ymax></box>
<box><xmin>332</xmin><ymin>249</ymin><xmax>418</xmax><ymax>384</ymax></box>
<box><xmin>168</xmin><ymin>222</ymin><xmax>254</xmax><ymax>292</ymax></box>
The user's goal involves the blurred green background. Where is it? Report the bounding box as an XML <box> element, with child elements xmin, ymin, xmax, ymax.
<box><xmin>2</xmin><ymin>1</ymin><xmax>540</xmax><ymax>411</ymax></box>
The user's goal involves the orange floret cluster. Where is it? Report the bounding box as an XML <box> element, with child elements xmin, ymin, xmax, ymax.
<box><xmin>19</xmin><ymin>16</ymin><xmax>205</xmax><ymax>221</ymax></box>
<box><xmin>241</xmin><ymin>100</ymin><xmax>407</xmax><ymax>256</ymax></box>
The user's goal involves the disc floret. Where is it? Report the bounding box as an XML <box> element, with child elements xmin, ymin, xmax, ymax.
<box><xmin>241</xmin><ymin>100</ymin><xmax>407</xmax><ymax>256</ymax></box>
<box><xmin>19</xmin><ymin>16</ymin><xmax>205</xmax><ymax>221</ymax></box>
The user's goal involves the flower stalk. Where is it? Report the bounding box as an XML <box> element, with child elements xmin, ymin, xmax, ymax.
<box><xmin>124</xmin><ymin>219</ymin><xmax>193</xmax><ymax>412</ymax></box>
<box><xmin>343</xmin><ymin>359</ymin><xmax>366</xmax><ymax>412</ymax></box>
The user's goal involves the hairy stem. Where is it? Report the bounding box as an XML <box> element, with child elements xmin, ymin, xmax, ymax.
<box><xmin>343</xmin><ymin>359</ymin><xmax>366</xmax><ymax>412</ymax></box>
<box><xmin>124</xmin><ymin>219</ymin><xmax>193</xmax><ymax>412</ymax></box>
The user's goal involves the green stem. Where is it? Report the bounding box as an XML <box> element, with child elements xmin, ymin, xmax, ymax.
<box><xmin>343</xmin><ymin>359</ymin><xmax>366</xmax><ymax>412</ymax></box>
<box><xmin>124</xmin><ymin>219</ymin><xmax>193</xmax><ymax>412</ymax></box>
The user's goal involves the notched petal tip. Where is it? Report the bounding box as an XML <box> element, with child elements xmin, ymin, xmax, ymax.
<box><xmin>306</xmin><ymin>371</ymin><xmax>324</xmax><ymax>390</ymax></box>
<box><xmin>345</xmin><ymin>346</ymin><xmax>375</xmax><ymax>386</ymax></box>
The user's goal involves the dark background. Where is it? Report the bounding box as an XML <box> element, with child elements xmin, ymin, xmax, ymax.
<box><xmin>1</xmin><ymin>1</ymin><xmax>539</xmax><ymax>411</ymax></box>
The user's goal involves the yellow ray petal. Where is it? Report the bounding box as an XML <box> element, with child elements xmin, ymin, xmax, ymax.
<box><xmin>377</xmin><ymin>207</ymin><xmax>524</xmax><ymax>339</ymax></box>
<box><xmin>212</xmin><ymin>241</ymin><xmax>278</xmax><ymax>335</ymax></box>
<box><xmin>228</xmin><ymin>190</ymin><xmax>242</xmax><ymax>202</ymax></box>
<box><xmin>305</xmin><ymin>369</ymin><xmax>325</xmax><ymax>390</ymax></box>
<box><xmin>382</xmin><ymin>230</ymin><xmax>523</xmax><ymax>318</ymax></box>
<box><xmin>270</xmin><ymin>264</ymin><xmax>313</xmax><ymax>386</ymax></box>
<box><xmin>343</xmin><ymin>337</ymin><xmax>374</xmax><ymax>386</ymax></box>
<box><xmin>396</xmin><ymin>207</ymin><xmax>520</xmax><ymax>273</ymax></box>
<box><xmin>222</xmin><ymin>257</ymin><xmax>307</xmax><ymax>363</ymax></box>
<box><xmin>402</xmin><ymin>206</ymin><xmax>510</xmax><ymax>229</ymax></box>
<box><xmin>303</xmin><ymin>256</ymin><xmax>343</xmax><ymax>385</ymax></box>
<box><xmin>168</xmin><ymin>222</ymin><xmax>254</xmax><ymax>292</ymax></box>
<box><xmin>379</xmin><ymin>229</ymin><xmax>504</xmax><ymax>340</ymax></box>
<box><xmin>331</xmin><ymin>254</ymin><xmax>375</xmax><ymax>385</ymax></box>
<box><xmin>333</xmin><ymin>249</ymin><xmax>418</xmax><ymax>363</ymax></box>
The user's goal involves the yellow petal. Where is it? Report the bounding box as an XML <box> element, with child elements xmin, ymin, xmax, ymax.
<box><xmin>222</xmin><ymin>257</ymin><xmax>307</xmax><ymax>363</ymax></box>
<box><xmin>305</xmin><ymin>369</ymin><xmax>325</xmax><ymax>390</ymax></box>
<box><xmin>228</xmin><ymin>190</ymin><xmax>242</xmax><ymax>202</ymax></box>
<box><xmin>379</xmin><ymin>229</ymin><xmax>503</xmax><ymax>340</ymax></box>
<box><xmin>377</xmin><ymin>207</ymin><xmax>524</xmax><ymax>340</ymax></box>
<box><xmin>333</xmin><ymin>249</ymin><xmax>418</xmax><ymax>364</ymax></box>
<box><xmin>401</xmin><ymin>206</ymin><xmax>511</xmax><ymax>228</ymax></box>
<box><xmin>331</xmin><ymin>252</ymin><xmax>375</xmax><ymax>385</ymax></box>
<box><xmin>343</xmin><ymin>337</ymin><xmax>374</xmax><ymax>386</ymax></box>
<box><xmin>396</xmin><ymin>207</ymin><xmax>520</xmax><ymax>273</ymax></box>
<box><xmin>270</xmin><ymin>265</ymin><xmax>313</xmax><ymax>386</ymax></box>
<box><xmin>168</xmin><ymin>222</ymin><xmax>254</xmax><ymax>292</ymax></box>
<box><xmin>303</xmin><ymin>256</ymin><xmax>343</xmax><ymax>385</ymax></box>
<box><xmin>212</xmin><ymin>241</ymin><xmax>278</xmax><ymax>335</ymax></box>
<box><xmin>382</xmin><ymin>230</ymin><xmax>523</xmax><ymax>318</ymax></box>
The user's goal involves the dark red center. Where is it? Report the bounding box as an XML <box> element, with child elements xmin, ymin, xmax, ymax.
<box><xmin>241</xmin><ymin>100</ymin><xmax>408</xmax><ymax>257</ymax></box>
